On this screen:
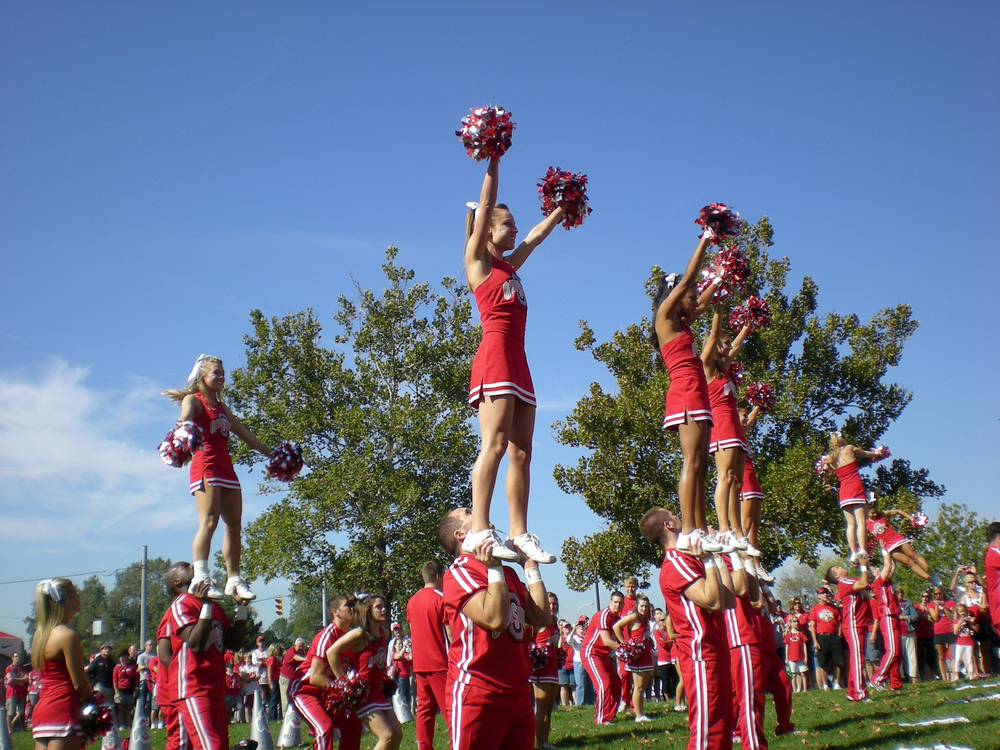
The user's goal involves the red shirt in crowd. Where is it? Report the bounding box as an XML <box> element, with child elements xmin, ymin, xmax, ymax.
<box><xmin>808</xmin><ymin>603</ymin><xmax>840</xmax><ymax>635</ymax></box>
<box><xmin>658</xmin><ymin>550</ymin><xmax>728</xmax><ymax>661</ymax></box>
<box><xmin>4</xmin><ymin>664</ymin><xmax>29</xmax><ymax>700</ymax></box>
<box><xmin>113</xmin><ymin>663</ymin><xmax>137</xmax><ymax>691</ymax></box>
<box><xmin>168</xmin><ymin>593</ymin><xmax>231</xmax><ymax>701</ymax></box>
<box><xmin>931</xmin><ymin>600</ymin><xmax>955</xmax><ymax>635</ymax></box>
<box><xmin>406</xmin><ymin>587</ymin><xmax>449</xmax><ymax>674</ymax></box>
<box><xmin>443</xmin><ymin>556</ymin><xmax>531</xmax><ymax>694</ymax></box>
<box><xmin>784</xmin><ymin>631</ymin><xmax>806</xmax><ymax>662</ymax></box>
<box><xmin>280</xmin><ymin>645</ymin><xmax>303</xmax><ymax>680</ymax></box>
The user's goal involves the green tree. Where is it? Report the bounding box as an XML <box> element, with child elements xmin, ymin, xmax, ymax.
<box><xmin>102</xmin><ymin>559</ymin><xmax>175</xmax><ymax>652</ymax></box>
<box><xmin>553</xmin><ymin>217</ymin><xmax>937</xmax><ymax>589</ymax></box>
<box><xmin>74</xmin><ymin>576</ymin><xmax>109</xmax><ymax>656</ymax></box>
<box><xmin>227</xmin><ymin>247</ymin><xmax>479</xmax><ymax>615</ymax></box>
<box><xmin>773</xmin><ymin>554</ymin><xmax>844</xmax><ymax>610</ymax></box>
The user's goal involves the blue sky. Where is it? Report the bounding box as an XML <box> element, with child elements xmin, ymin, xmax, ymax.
<box><xmin>2</xmin><ymin>2</ymin><xmax>998</xmax><ymax>641</ymax></box>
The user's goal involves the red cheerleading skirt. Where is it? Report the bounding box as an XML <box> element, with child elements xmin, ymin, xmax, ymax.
<box><xmin>189</xmin><ymin>453</ymin><xmax>241</xmax><ymax>495</ymax></box>
<box><xmin>709</xmin><ymin>403</ymin><xmax>747</xmax><ymax>455</ymax></box>
<box><xmin>31</xmin><ymin>686</ymin><xmax>81</xmax><ymax>739</ymax></box>
<box><xmin>663</xmin><ymin>373</ymin><xmax>713</xmax><ymax>431</ymax></box>
<box><xmin>741</xmin><ymin>458</ymin><xmax>763</xmax><ymax>501</ymax></box>
<box><xmin>468</xmin><ymin>332</ymin><xmax>535</xmax><ymax>408</ymax></box>
<box><xmin>835</xmin><ymin>463</ymin><xmax>868</xmax><ymax>509</ymax></box>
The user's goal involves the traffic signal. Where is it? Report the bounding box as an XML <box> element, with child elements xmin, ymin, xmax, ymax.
<box><xmin>275</xmin><ymin>597</ymin><xmax>283</xmax><ymax>616</ymax></box>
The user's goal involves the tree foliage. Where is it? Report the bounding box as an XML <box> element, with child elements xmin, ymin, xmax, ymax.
<box><xmin>228</xmin><ymin>247</ymin><xmax>479</xmax><ymax>616</ymax></box>
<box><xmin>554</xmin><ymin>217</ymin><xmax>938</xmax><ymax>589</ymax></box>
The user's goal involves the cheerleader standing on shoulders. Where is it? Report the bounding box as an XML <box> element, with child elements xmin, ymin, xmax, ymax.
<box><xmin>31</xmin><ymin>578</ymin><xmax>92</xmax><ymax>750</ymax></box>
<box><xmin>612</xmin><ymin>595</ymin><xmax>656</xmax><ymax>722</ymax></box>
<box><xmin>463</xmin><ymin>157</ymin><xmax>567</xmax><ymax>563</ymax></box>
<box><xmin>701</xmin><ymin>307</ymin><xmax>754</xmax><ymax>553</ymax></box>
<box><xmin>329</xmin><ymin>596</ymin><xmax>402</xmax><ymax>750</ymax></box>
<box><xmin>825</xmin><ymin>432</ymin><xmax>883</xmax><ymax>564</ymax></box>
<box><xmin>163</xmin><ymin>355</ymin><xmax>272</xmax><ymax>600</ymax></box>
<box><xmin>650</xmin><ymin>234</ymin><xmax>724</xmax><ymax>553</ymax></box>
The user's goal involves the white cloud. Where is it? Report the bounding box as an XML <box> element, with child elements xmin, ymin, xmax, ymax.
<box><xmin>0</xmin><ymin>361</ymin><xmax>196</xmax><ymax>544</ymax></box>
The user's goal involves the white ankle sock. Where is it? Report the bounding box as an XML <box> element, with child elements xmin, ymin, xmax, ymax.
<box><xmin>193</xmin><ymin>560</ymin><xmax>210</xmax><ymax>579</ymax></box>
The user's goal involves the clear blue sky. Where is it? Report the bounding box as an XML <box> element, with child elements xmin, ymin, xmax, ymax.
<box><xmin>2</xmin><ymin>2</ymin><xmax>998</xmax><ymax>641</ymax></box>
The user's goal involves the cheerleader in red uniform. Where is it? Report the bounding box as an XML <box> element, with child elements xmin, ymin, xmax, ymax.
<box><xmin>826</xmin><ymin>432</ymin><xmax>883</xmax><ymax>564</ymax></box>
<box><xmin>739</xmin><ymin>406</ymin><xmax>772</xmax><ymax>582</ymax></box>
<box><xmin>650</xmin><ymin>234</ymin><xmax>725</xmax><ymax>552</ymax></box>
<box><xmin>164</xmin><ymin>355</ymin><xmax>273</xmax><ymax>600</ymax></box>
<box><xmin>31</xmin><ymin>578</ymin><xmax>92</xmax><ymax>750</ymax></box>
<box><xmin>701</xmin><ymin>307</ymin><xmax>753</xmax><ymax>553</ymax></box>
<box><xmin>866</xmin><ymin>497</ymin><xmax>939</xmax><ymax>583</ymax></box>
<box><xmin>329</xmin><ymin>596</ymin><xmax>401</xmax><ymax>750</ymax></box>
<box><xmin>612</xmin><ymin>595</ymin><xmax>655</xmax><ymax>722</ymax></box>
<box><xmin>462</xmin><ymin>157</ymin><xmax>568</xmax><ymax>563</ymax></box>
<box><xmin>530</xmin><ymin>593</ymin><xmax>561</xmax><ymax>748</ymax></box>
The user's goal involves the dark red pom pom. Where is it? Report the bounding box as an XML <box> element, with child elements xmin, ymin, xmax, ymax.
<box><xmin>381</xmin><ymin>676</ymin><xmax>398</xmax><ymax>699</ymax></box>
<box><xmin>615</xmin><ymin>640</ymin><xmax>645</xmax><ymax>666</ymax></box>
<box><xmin>694</xmin><ymin>203</ymin><xmax>743</xmax><ymax>244</ymax></box>
<box><xmin>266</xmin><ymin>441</ymin><xmax>303</xmax><ymax>482</ymax></box>
<box><xmin>529</xmin><ymin>643</ymin><xmax>549</xmax><ymax>671</ymax></box>
<box><xmin>456</xmin><ymin>106</ymin><xmax>515</xmax><ymax>161</ymax></box>
<box><xmin>729</xmin><ymin>296</ymin><xmax>771</xmax><ymax>332</ymax></box>
<box><xmin>746</xmin><ymin>381</ymin><xmax>776</xmax><ymax>411</ymax></box>
<box><xmin>727</xmin><ymin>361</ymin><xmax>744</xmax><ymax>388</ymax></box>
<box><xmin>537</xmin><ymin>167</ymin><xmax>592</xmax><ymax>230</ymax></box>
<box><xmin>158</xmin><ymin>421</ymin><xmax>204</xmax><ymax>468</ymax></box>
<box><xmin>79</xmin><ymin>692</ymin><xmax>115</xmax><ymax>747</ymax></box>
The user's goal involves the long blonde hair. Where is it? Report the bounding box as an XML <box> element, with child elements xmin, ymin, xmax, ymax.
<box><xmin>826</xmin><ymin>431</ymin><xmax>846</xmax><ymax>468</ymax></box>
<box><xmin>31</xmin><ymin>578</ymin><xmax>75</xmax><ymax>670</ymax></box>
<box><xmin>162</xmin><ymin>356</ymin><xmax>224</xmax><ymax>404</ymax></box>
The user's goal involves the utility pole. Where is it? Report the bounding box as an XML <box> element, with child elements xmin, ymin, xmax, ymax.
<box><xmin>321</xmin><ymin>572</ymin><xmax>328</xmax><ymax>628</ymax></box>
<box><xmin>594</xmin><ymin>580</ymin><xmax>601</xmax><ymax>610</ymax></box>
<box><xmin>139</xmin><ymin>545</ymin><xmax>148</xmax><ymax>648</ymax></box>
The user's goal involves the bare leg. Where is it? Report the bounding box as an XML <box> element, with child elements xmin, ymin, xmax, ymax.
<box><xmin>505</xmin><ymin>400</ymin><xmax>535</xmax><ymax>537</ymax></box>
<box><xmin>853</xmin><ymin>506</ymin><xmax>868</xmax><ymax>556</ymax></box>
<box><xmin>218</xmin><ymin>487</ymin><xmax>244</xmax><ymax>578</ymax></box>
<box><xmin>533</xmin><ymin>683</ymin><xmax>557</xmax><ymax>745</ymax></box>
<box><xmin>678</xmin><ymin>417</ymin><xmax>711</xmax><ymax>534</ymax></box>
<box><xmin>364</xmin><ymin>708</ymin><xmax>403</xmax><ymax>750</ymax></box>
<box><xmin>633</xmin><ymin>672</ymin><xmax>652</xmax><ymax>718</ymax></box>
<box><xmin>193</xmin><ymin>485</ymin><xmax>222</xmax><ymax>563</ymax></box>
<box><xmin>36</xmin><ymin>738</ymin><xmax>81</xmax><ymax>750</ymax></box>
<box><xmin>728</xmin><ymin>450</ymin><xmax>746</xmax><ymax>537</ymax></box>
<box><xmin>712</xmin><ymin>447</ymin><xmax>739</xmax><ymax>535</ymax></box>
<box><xmin>470</xmin><ymin>395</ymin><xmax>516</xmax><ymax>533</ymax></box>
<box><xmin>842</xmin><ymin>509</ymin><xmax>858</xmax><ymax>556</ymax></box>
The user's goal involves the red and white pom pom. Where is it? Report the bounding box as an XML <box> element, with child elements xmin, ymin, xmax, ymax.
<box><xmin>727</xmin><ymin>361</ymin><xmax>744</xmax><ymax>388</ymax></box>
<box><xmin>158</xmin><ymin>421</ymin><xmax>204</xmax><ymax>468</ymax></box>
<box><xmin>695</xmin><ymin>203</ymin><xmax>744</xmax><ymax>244</ymax></box>
<box><xmin>615</xmin><ymin>640</ymin><xmax>644</xmax><ymax>666</ymax></box>
<box><xmin>322</xmin><ymin>671</ymin><xmax>369</xmax><ymax>715</ymax></box>
<box><xmin>537</xmin><ymin>167</ymin><xmax>592</xmax><ymax>229</ymax></box>
<box><xmin>729</xmin><ymin>296</ymin><xmax>772</xmax><ymax>332</ymax></box>
<box><xmin>815</xmin><ymin>456</ymin><xmax>830</xmax><ymax>478</ymax></box>
<box><xmin>79</xmin><ymin>692</ymin><xmax>115</xmax><ymax>747</ymax></box>
<box><xmin>266</xmin><ymin>441</ymin><xmax>303</xmax><ymax>482</ymax></box>
<box><xmin>697</xmin><ymin>247</ymin><xmax>751</xmax><ymax>303</ymax></box>
<box><xmin>911</xmin><ymin>511</ymin><xmax>929</xmax><ymax>529</ymax></box>
<box><xmin>456</xmin><ymin>105</ymin><xmax>515</xmax><ymax>161</ymax></box>
<box><xmin>746</xmin><ymin>381</ymin><xmax>776</xmax><ymax>411</ymax></box>
<box><xmin>529</xmin><ymin>643</ymin><xmax>549</xmax><ymax>671</ymax></box>
<box><xmin>871</xmin><ymin>445</ymin><xmax>890</xmax><ymax>462</ymax></box>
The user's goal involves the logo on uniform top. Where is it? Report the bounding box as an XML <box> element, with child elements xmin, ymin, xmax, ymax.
<box><xmin>210</xmin><ymin>412</ymin><xmax>231</xmax><ymax>437</ymax></box>
<box><xmin>206</xmin><ymin>620</ymin><xmax>225</xmax><ymax>652</ymax></box>
<box><xmin>818</xmin><ymin>609</ymin><xmax>835</xmax><ymax>623</ymax></box>
<box><xmin>366</xmin><ymin>646</ymin><xmax>387</xmax><ymax>671</ymax></box>
<box><xmin>502</xmin><ymin>273</ymin><xmax>527</xmax><ymax>308</ymax></box>
<box><xmin>723</xmin><ymin>380</ymin><xmax>736</xmax><ymax>398</ymax></box>
<box><xmin>493</xmin><ymin>592</ymin><xmax>526</xmax><ymax>642</ymax></box>
<box><xmin>872</xmin><ymin>522</ymin><xmax>886</xmax><ymax>536</ymax></box>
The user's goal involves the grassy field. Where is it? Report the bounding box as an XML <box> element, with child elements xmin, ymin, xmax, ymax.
<box><xmin>9</xmin><ymin>679</ymin><xmax>1000</xmax><ymax>749</ymax></box>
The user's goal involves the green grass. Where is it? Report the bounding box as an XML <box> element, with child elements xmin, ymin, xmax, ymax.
<box><xmin>10</xmin><ymin>680</ymin><xmax>1000</xmax><ymax>749</ymax></box>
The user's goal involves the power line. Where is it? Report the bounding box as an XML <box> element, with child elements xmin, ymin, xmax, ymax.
<box><xmin>0</xmin><ymin>568</ymin><xmax>128</xmax><ymax>586</ymax></box>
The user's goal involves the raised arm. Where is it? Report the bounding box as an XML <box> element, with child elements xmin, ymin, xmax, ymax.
<box><xmin>521</xmin><ymin>561</ymin><xmax>551</xmax><ymax>629</ymax></box>
<box><xmin>742</xmin><ymin>405</ymin><xmax>760</xmax><ymax>430</ymax></box>
<box><xmin>655</xmin><ymin>236</ymin><xmax>713</xmax><ymax>334</ymax></box>
<box><xmin>883</xmin><ymin>509</ymin><xmax>913</xmax><ymax>522</ymax></box>
<box><xmin>701</xmin><ymin>307</ymin><xmax>723</xmax><ymax>368</ymax></box>
<box><xmin>224</xmin><ymin>407</ymin><xmax>272</xmax><ymax>457</ymax></box>
<box><xmin>724</xmin><ymin>323</ymin><xmax>752</xmax><ymax>368</ymax></box>
<box><xmin>327</xmin><ymin>628</ymin><xmax>365</xmax><ymax>680</ymax></box>
<box><xmin>464</xmin><ymin>158</ymin><xmax>499</xmax><ymax>286</ymax></box>
<box><xmin>505</xmin><ymin>206</ymin><xmax>566</xmax><ymax>271</ymax></box>
<box><xmin>852</xmin><ymin>446</ymin><xmax>881</xmax><ymax>461</ymax></box>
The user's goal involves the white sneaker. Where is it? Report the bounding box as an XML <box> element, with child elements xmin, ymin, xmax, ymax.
<box><xmin>189</xmin><ymin>576</ymin><xmax>225</xmax><ymax>600</ymax></box>
<box><xmin>730</xmin><ymin>535</ymin><xmax>749</xmax><ymax>552</ymax></box>
<box><xmin>717</xmin><ymin>531</ymin><xmax>738</xmax><ymax>554</ymax></box>
<box><xmin>675</xmin><ymin>533</ymin><xmax>693</xmax><ymax>553</ymax></box>
<box><xmin>743</xmin><ymin>540</ymin><xmax>761</xmax><ymax>558</ymax></box>
<box><xmin>697</xmin><ymin>530</ymin><xmax>723</xmax><ymax>553</ymax></box>
<box><xmin>634</xmin><ymin>715</ymin><xmax>652</xmax><ymax>722</ymax></box>
<box><xmin>849</xmin><ymin>551</ymin><xmax>859</xmax><ymax>563</ymax></box>
<box><xmin>225</xmin><ymin>577</ymin><xmax>257</xmax><ymax>601</ymax></box>
<box><xmin>507</xmin><ymin>533</ymin><xmax>556</xmax><ymax>564</ymax></box>
<box><xmin>618</xmin><ymin>700</ymin><xmax>628</xmax><ymax>713</ymax></box>
<box><xmin>756</xmin><ymin>565</ymin><xmax>775</xmax><ymax>583</ymax></box>
<box><xmin>462</xmin><ymin>529</ymin><xmax>519</xmax><ymax>561</ymax></box>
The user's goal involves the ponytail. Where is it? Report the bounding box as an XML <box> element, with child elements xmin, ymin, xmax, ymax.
<box><xmin>162</xmin><ymin>356</ymin><xmax>224</xmax><ymax>404</ymax></box>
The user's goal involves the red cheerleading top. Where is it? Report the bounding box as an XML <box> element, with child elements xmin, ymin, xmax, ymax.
<box><xmin>623</xmin><ymin>618</ymin><xmax>654</xmax><ymax>671</ymax></box>
<box><xmin>658</xmin><ymin>550</ymin><xmax>728</xmax><ymax>661</ymax></box>
<box><xmin>707</xmin><ymin>369</ymin><xmax>747</xmax><ymax>453</ymax></box>
<box><xmin>867</xmin><ymin>514</ymin><xmax>908</xmax><ymax>552</ymax></box>
<box><xmin>836</xmin><ymin>579</ymin><xmax>872</xmax><ymax>631</ymax></box>
<box><xmin>834</xmin><ymin>461</ymin><xmax>867</xmax><ymax>507</ymax></box>
<box><xmin>188</xmin><ymin>393</ymin><xmax>239</xmax><ymax>493</ymax></box>
<box><xmin>660</xmin><ymin>326</ymin><xmax>713</xmax><ymax>430</ymax></box>
<box><xmin>356</xmin><ymin>634</ymin><xmax>389</xmax><ymax>701</ymax></box>
<box><xmin>474</xmin><ymin>258</ymin><xmax>527</xmax><ymax>340</ymax></box>
<box><xmin>406</xmin><ymin>587</ymin><xmax>448</xmax><ymax>674</ymax></box>
<box><xmin>654</xmin><ymin>627</ymin><xmax>671</xmax><ymax>664</ymax></box>
<box><xmin>443</xmin><ymin>556</ymin><xmax>531</xmax><ymax>693</ymax></box>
